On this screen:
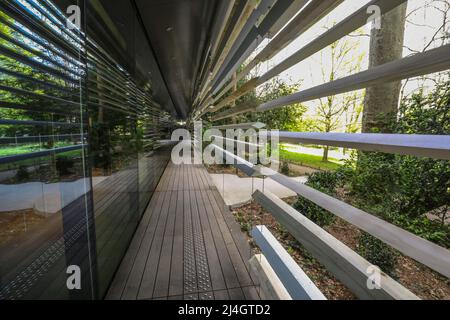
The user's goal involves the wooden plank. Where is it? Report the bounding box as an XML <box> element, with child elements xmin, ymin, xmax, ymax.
<box><xmin>213</xmin><ymin>289</ymin><xmax>230</xmax><ymax>300</ymax></box>
<box><xmin>253</xmin><ymin>189</ymin><xmax>419</xmax><ymax>300</ymax></box>
<box><xmin>153</xmin><ymin>190</ymin><xmax>178</xmax><ymax>298</ymax></box>
<box><xmin>106</xmin><ymin>162</ymin><xmax>258</xmax><ymax>300</ymax></box>
<box><xmin>189</xmin><ymin>188</ymin><xmax>213</xmax><ymax>293</ymax></box>
<box><xmin>211</xmin><ymin>190</ymin><xmax>254</xmax><ymax>266</ymax></box>
<box><xmin>106</xmin><ymin>189</ymin><xmax>158</xmax><ymax>299</ymax></box>
<box><xmin>175</xmin><ymin>164</ymin><xmax>182</xmax><ymax>191</ymax></box>
<box><xmin>242</xmin><ymin>286</ymin><xmax>260</xmax><ymax>300</ymax></box>
<box><xmin>205</xmin><ymin>190</ymin><xmax>254</xmax><ymax>287</ymax></box>
<box><xmin>211</xmin><ymin>101</ymin><xmax>258</xmax><ymax>121</ymax></box>
<box><xmin>155</xmin><ymin>163</ymin><xmax>168</xmax><ymax>191</ymax></box>
<box><xmin>170</xmin><ymin>163</ymin><xmax>179</xmax><ymax>191</ymax></box>
<box><xmin>137</xmin><ymin>190</ymin><xmax>172</xmax><ymax>299</ymax></box>
<box><xmin>195</xmin><ymin>190</ymin><xmax>227</xmax><ymax>291</ymax></box>
<box><xmin>182</xmin><ymin>163</ymin><xmax>188</xmax><ymax>190</ymax></box>
<box><xmin>121</xmin><ymin>191</ymin><xmax>166</xmax><ymax>299</ymax></box>
<box><xmin>183</xmin><ymin>188</ymin><xmax>198</xmax><ymax>295</ymax></box>
<box><xmin>168</xmin><ymin>190</ymin><xmax>184</xmax><ymax>296</ymax></box>
<box><xmin>228</xmin><ymin>287</ymin><xmax>245</xmax><ymax>300</ymax></box>
<box><xmin>199</xmin><ymin>190</ymin><xmax>241</xmax><ymax>289</ymax></box>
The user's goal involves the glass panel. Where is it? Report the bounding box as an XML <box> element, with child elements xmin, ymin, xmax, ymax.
<box><xmin>0</xmin><ymin>0</ymin><xmax>95</xmax><ymax>299</ymax></box>
<box><xmin>0</xmin><ymin>0</ymin><xmax>173</xmax><ymax>300</ymax></box>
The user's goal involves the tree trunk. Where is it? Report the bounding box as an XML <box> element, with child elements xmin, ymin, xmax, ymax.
<box><xmin>362</xmin><ymin>3</ymin><xmax>408</xmax><ymax>133</ymax></box>
<box><xmin>322</xmin><ymin>146</ymin><xmax>329</xmax><ymax>162</ymax></box>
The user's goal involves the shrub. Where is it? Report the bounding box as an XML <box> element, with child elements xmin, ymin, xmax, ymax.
<box><xmin>293</xmin><ymin>197</ymin><xmax>335</xmax><ymax>227</ymax></box>
<box><xmin>280</xmin><ymin>161</ymin><xmax>290</xmax><ymax>175</ymax></box>
<box><xmin>307</xmin><ymin>170</ymin><xmax>344</xmax><ymax>191</ymax></box>
<box><xmin>16</xmin><ymin>165</ymin><xmax>29</xmax><ymax>181</ymax></box>
<box><xmin>293</xmin><ymin>170</ymin><xmax>341</xmax><ymax>227</ymax></box>
<box><xmin>56</xmin><ymin>156</ymin><xmax>74</xmax><ymax>176</ymax></box>
<box><xmin>340</xmin><ymin>77</ymin><xmax>450</xmax><ymax>246</ymax></box>
<box><xmin>357</xmin><ymin>232</ymin><xmax>398</xmax><ymax>278</ymax></box>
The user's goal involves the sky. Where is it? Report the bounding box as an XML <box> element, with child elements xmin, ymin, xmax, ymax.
<box><xmin>249</xmin><ymin>0</ymin><xmax>450</xmax><ymax>123</ymax></box>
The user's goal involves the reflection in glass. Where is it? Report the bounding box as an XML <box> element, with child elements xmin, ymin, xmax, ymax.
<box><xmin>0</xmin><ymin>0</ymin><xmax>173</xmax><ymax>299</ymax></box>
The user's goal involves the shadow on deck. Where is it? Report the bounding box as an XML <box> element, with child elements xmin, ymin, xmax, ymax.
<box><xmin>106</xmin><ymin>162</ymin><xmax>260</xmax><ymax>300</ymax></box>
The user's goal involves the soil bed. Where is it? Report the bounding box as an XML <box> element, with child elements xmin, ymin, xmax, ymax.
<box><xmin>232</xmin><ymin>197</ymin><xmax>450</xmax><ymax>300</ymax></box>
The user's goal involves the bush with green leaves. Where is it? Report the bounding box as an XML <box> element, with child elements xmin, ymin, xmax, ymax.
<box><xmin>293</xmin><ymin>197</ymin><xmax>335</xmax><ymax>227</ymax></box>
<box><xmin>15</xmin><ymin>165</ymin><xmax>29</xmax><ymax>181</ymax></box>
<box><xmin>293</xmin><ymin>170</ymin><xmax>342</xmax><ymax>227</ymax></box>
<box><xmin>331</xmin><ymin>77</ymin><xmax>449</xmax><ymax>248</ymax></box>
<box><xmin>55</xmin><ymin>156</ymin><xmax>74</xmax><ymax>176</ymax></box>
<box><xmin>357</xmin><ymin>232</ymin><xmax>398</xmax><ymax>278</ymax></box>
<box><xmin>307</xmin><ymin>169</ymin><xmax>345</xmax><ymax>191</ymax></box>
<box><xmin>280</xmin><ymin>161</ymin><xmax>290</xmax><ymax>175</ymax></box>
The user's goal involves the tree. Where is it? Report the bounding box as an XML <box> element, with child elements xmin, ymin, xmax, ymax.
<box><xmin>240</xmin><ymin>77</ymin><xmax>308</xmax><ymax>131</ymax></box>
<box><xmin>313</xmin><ymin>33</ymin><xmax>364</xmax><ymax>161</ymax></box>
<box><xmin>362</xmin><ymin>3</ymin><xmax>408</xmax><ymax>133</ymax></box>
<box><xmin>400</xmin><ymin>0</ymin><xmax>450</xmax><ymax>99</ymax></box>
<box><xmin>343</xmin><ymin>90</ymin><xmax>364</xmax><ymax>155</ymax></box>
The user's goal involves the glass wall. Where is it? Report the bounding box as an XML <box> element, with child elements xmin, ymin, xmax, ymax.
<box><xmin>0</xmin><ymin>0</ymin><xmax>173</xmax><ymax>299</ymax></box>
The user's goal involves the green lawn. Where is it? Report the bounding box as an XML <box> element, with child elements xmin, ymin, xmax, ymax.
<box><xmin>0</xmin><ymin>142</ymin><xmax>73</xmax><ymax>157</ymax></box>
<box><xmin>279</xmin><ymin>148</ymin><xmax>342</xmax><ymax>171</ymax></box>
<box><xmin>0</xmin><ymin>144</ymin><xmax>42</xmax><ymax>156</ymax></box>
<box><xmin>0</xmin><ymin>148</ymin><xmax>82</xmax><ymax>171</ymax></box>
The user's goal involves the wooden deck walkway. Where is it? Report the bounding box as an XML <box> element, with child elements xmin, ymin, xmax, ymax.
<box><xmin>106</xmin><ymin>162</ymin><xmax>260</xmax><ymax>300</ymax></box>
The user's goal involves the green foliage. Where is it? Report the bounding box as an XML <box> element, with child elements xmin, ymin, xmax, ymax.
<box><xmin>349</xmin><ymin>152</ymin><xmax>449</xmax><ymax>219</ymax></box>
<box><xmin>55</xmin><ymin>156</ymin><xmax>74</xmax><ymax>176</ymax></box>
<box><xmin>280</xmin><ymin>161</ymin><xmax>290</xmax><ymax>175</ymax></box>
<box><xmin>279</xmin><ymin>148</ymin><xmax>341</xmax><ymax>171</ymax></box>
<box><xmin>387</xmin><ymin>212</ymin><xmax>450</xmax><ymax>246</ymax></box>
<box><xmin>293</xmin><ymin>171</ymin><xmax>341</xmax><ymax>227</ymax></box>
<box><xmin>234</xmin><ymin>211</ymin><xmax>252</xmax><ymax>232</ymax></box>
<box><xmin>357</xmin><ymin>232</ymin><xmax>398</xmax><ymax>278</ymax></box>
<box><xmin>15</xmin><ymin>165</ymin><xmax>29</xmax><ymax>181</ymax></box>
<box><xmin>0</xmin><ymin>144</ymin><xmax>41</xmax><ymax>156</ymax></box>
<box><xmin>243</xmin><ymin>78</ymin><xmax>308</xmax><ymax>131</ymax></box>
<box><xmin>293</xmin><ymin>197</ymin><xmax>335</xmax><ymax>227</ymax></box>
<box><xmin>343</xmin><ymin>76</ymin><xmax>450</xmax><ymax>247</ymax></box>
<box><xmin>307</xmin><ymin>170</ymin><xmax>345</xmax><ymax>192</ymax></box>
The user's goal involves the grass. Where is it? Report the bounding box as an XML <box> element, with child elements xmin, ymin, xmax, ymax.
<box><xmin>0</xmin><ymin>144</ymin><xmax>42</xmax><ymax>156</ymax></box>
<box><xmin>280</xmin><ymin>148</ymin><xmax>342</xmax><ymax>171</ymax></box>
<box><xmin>0</xmin><ymin>142</ymin><xmax>74</xmax><ymax>157</ymax></box>
<box><xmin>0</xmin><ymin>149</ymin><xmax>82</xmax><ymax>171</ymax></box>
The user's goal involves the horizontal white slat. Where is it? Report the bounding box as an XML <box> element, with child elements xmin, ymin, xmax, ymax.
<box><xmin>251</xmin><ymin>225</ymin><xmax>326</xmax><ymax>300</ymax></box>
<box><xmin>210</xmin><ymin>144</ymin><xmax>450</xmax><ymax>278</ymax></box>
<box><xmin>258</xmin><ymin>43</ymin><xmax>450</xmax><ymax>112</ymax></box>
<box><xmin>253</xmin><ymin>190</ymin><xmax>419</xmax><ymax>300</ymax></box>
<box><xmin>276</xmin><ymin>131</ymin><xmax>450</xmax><ymax>160</ymax></box>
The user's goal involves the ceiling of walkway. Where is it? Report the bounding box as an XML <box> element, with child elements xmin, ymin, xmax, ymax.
<box><xmin>54</xmin><ymin>0</ymin><xmax>227</xmax><ymax>119</ymax></box>
<box><xmin>134</xmin><ymin>0</ymin><xmax>221</xmax><ymax>119</ymax></box>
